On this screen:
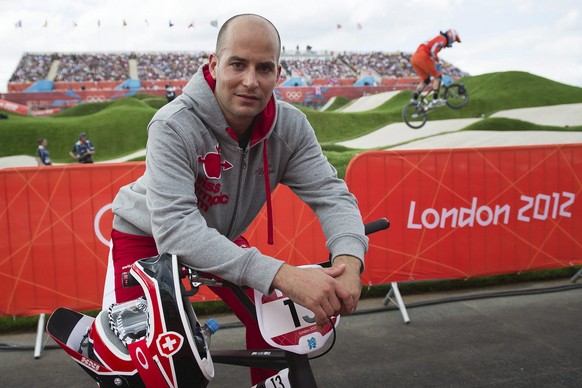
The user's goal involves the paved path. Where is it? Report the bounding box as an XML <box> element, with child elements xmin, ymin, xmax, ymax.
<box><xmin>336</xmin><ymin>91</ymin><xmax>400</xmax><ymax>112</ymax></box>
<box><xmin>393</xmin><ymin>130</ymin><xmax>582</xmax><ymax>150</ymax></box>
<box><xmin>0</xmin><ymin>149</ymin><xmax>146</xmax><ymax>169</ymax></box>
<box><xmin>338</xmin><ymin>102</ymin><xmax>582</xmax><ymax>150</ymax></box>
<box><xmin>337</xmin><ymin>118</ymin><xmax>480</xmax><ymax>149</ymax></box>
<box><xmin>491</xmin><ymin>103</ymin><xmax>582</xmax><ymax>127</ymax></box>
<box><xmin>1</xmin><ymin>279</ymin><xmax>581</xmax><ymax>387</ymax></box>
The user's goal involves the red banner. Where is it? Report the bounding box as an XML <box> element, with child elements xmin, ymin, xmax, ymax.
<box><xmin>345</xmin><ymin>144</ymin><xmax>582</xmax><ymax>286</ymax></box>
<box><xmin>0</xmin><ymin>98</ymin><xmax>29</xmax><ymax>115</ymax></box>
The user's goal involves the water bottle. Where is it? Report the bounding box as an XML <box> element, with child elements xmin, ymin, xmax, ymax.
<box><xmin>108</xmin><ymin>296</ymin><xmax>149</xmax><ymax>344</ymax></box>
<box><xmin>193</xmin><ymin>318</ymin><xmax>220</xmax><ymax>358</ymax></box>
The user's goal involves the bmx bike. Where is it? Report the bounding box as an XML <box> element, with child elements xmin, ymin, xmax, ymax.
<box><xmin>47</xmin><ymin>218</ymin><xmax>390</xmax><ymax>388</ymax></box>
<box><xmin>402</xmin><ymin>74</ymin><xmax>469</xmax><ymax>129</ymax></box>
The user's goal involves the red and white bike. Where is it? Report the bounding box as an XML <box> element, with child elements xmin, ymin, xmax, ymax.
<box><xmin>47</xmin><ymin>218</ymin><xmax>389</xmax><ymax>387</ymax></box>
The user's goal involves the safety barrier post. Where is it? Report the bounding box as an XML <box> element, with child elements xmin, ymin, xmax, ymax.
<box><xmin>382</xmin><ymin>283</ymin><xmax>410</xmax><ymax>324</ymax></box>
<box><xmin>33</xmin><ymin>313</ymin><xmax>46</xmax><ymax>359</ymax></box>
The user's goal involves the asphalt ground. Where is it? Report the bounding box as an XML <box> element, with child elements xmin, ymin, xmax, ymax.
<box><xmin>1</xmin><ymin>277</ymin><xmax>581</xmax><ymax>387</ymax></box>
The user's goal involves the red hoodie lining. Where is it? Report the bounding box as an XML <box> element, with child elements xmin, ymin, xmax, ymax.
<box><xmin>203</xmin><ymin>64</ymin><xmax>275</xmax><ymax>244</ymax></box>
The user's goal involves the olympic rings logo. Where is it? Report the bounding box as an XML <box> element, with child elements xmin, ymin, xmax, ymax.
<box><xmin>85</xmin><ymin>95</ymin><xmax>106</xmax><ymax>102</ymax></box>
<box><xmin>285</xmin><ymin>91</ymin><xmax>303</xmax><ymax>101</ymax></box>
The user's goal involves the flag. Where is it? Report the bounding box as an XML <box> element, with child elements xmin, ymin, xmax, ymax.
<box><xmin>169</xmin><ymin>20</ymin><xmax>174</xmax><ymax>27</ymax></box>
<box><xmin>210</xmin><ymin>20</ymin><xmax>218</xmax><ymax>28</ymax></box>
<box><xmin>97</xmin><ymin>19</ymin><xmax>101</xmax><ymax>27</ymax></box>
<box><xmin>336</xmin><ymin>23</ymin><xmax>342</xmax><ymax>29</ymax></box>
<box><xmin>73</xmin><ymin>21</ymin><xmax>77</xmax><ymax>27</ymax></box>
<box><xmin>43</xmin><ymin>20</ymin><xmax>48</xmax><ymax>28</ymax></box>
<box><xmin>145</xmin><ymin>19</ymin><xmax>149</xmax><ymax>27</ymax></box>
<box><xmin>123</xmin><ymin>19</ymin><xmax>127</xmax><ymax>27</ymax></box>
<box><xmin>357</xmin><ymin>22</ymin><xmax>362</xmax><ymax>30</ymax></box>
<box><xmin>15</xmin><ymin>20</ymin><xmax>22</xmax><ymax>28</ymax></box>
<box><xmin>188</xmin><ymin>21</ymin><xmax>194</xmax><ymax>28</ymax></box>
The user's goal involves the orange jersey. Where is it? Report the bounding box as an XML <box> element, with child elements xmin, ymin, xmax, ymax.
<box><xmin>416</xmin><ymin>34</ymin><xmax>448</xmax><ymax>62</ymax></box>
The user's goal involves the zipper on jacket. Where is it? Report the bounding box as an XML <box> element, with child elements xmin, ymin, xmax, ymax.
<box><xmin>225</xmin><ymin>148</ymin><xmax>247</xmax><ymax>238</ymax></box>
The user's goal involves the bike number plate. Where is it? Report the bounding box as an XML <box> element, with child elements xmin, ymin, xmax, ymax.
<box><xmin>251</xmin><ymin>368</ymin><xmax>290</xmax><ymax>388</ymax></box>
<box><xmin>254</xmin><ymin>265</ymin><xmax>339</xmax><ymax>354</ymax></box>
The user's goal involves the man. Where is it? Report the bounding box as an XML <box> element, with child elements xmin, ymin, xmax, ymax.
<box><xmin>103</xmin><ymin>13</ymin><xmax>367</xmax><ymax>385</ymax></box>
<box><xmin>69</xmin><ymin>132</ymin><xmax>95</xmax><ymax>163</ymax></box>
<box><xmin>165</xmin><ymin>83</ymin><xmax>176</xmax><ymax>103</ymax></box>
<box><xmin>410</xmin><ymin>28</ymin><xmax>461</xmax><ymax>108</ymax></box>
<box><xmin>35</xmin><ymin>137</ymin><xmax>52</xmax><ymax>166</ymax></box>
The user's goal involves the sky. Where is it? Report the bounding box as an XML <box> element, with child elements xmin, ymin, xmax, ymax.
<box><xmin>1</xmin><ymin>0</ymin><xmax>581</xmax><ymax>93</ymax></box>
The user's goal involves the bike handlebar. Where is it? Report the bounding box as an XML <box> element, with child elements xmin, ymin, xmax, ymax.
<box><xmin>123</xmin><ymin>218</ymin><xmax>390</xmax><ymax>288</ymax></box>
<box><xmin>364</xmin><ymin>218</ymin><xmax>390</xmax><ymax>235</ymax></box>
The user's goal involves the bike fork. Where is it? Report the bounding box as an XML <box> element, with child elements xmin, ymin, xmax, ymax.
<box><xmin>286</xmin><ymin>352</ymin><xmax>317</xmax><ymax>388</ymax></box>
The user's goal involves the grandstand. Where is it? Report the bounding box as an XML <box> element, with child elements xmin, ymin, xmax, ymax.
<box><xmin>3</xmin><ymin>50</ymin><xmax>467</xmax><ymax>112</ymax></box>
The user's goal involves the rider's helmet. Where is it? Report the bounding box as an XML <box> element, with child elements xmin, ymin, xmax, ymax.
<box><xmin>446</xmin><ymin>28</ymin><xmax>461</xmax><ymax>46</ymax></box>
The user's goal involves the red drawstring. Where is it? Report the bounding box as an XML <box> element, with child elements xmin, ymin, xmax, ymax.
<box><xmin>262</xmin><ymin>139</ymin><xmax>274</xmax><ymax>245</ymax></box>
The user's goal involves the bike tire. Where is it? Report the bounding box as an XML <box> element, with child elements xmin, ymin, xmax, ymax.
<box><xmin>402</xmin><ymin>102</ymin><xmax>427</xmax><ymax>129</ymax></box>
<box><xmin>444</xmin><ymin>83</ymin><xmax>469</xmax><ymax>109</ymax></box>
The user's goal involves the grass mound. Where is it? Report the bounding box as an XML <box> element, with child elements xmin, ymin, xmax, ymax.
<box><xmin>1</xmin><ymin>71</ymin><xmax>581</xmax><ymax>161</ymax></box>
<box><xmin>0</xmin><ymin>97</ymin><xmax>156</xmax><ymax>160</ymax></box>
<box><xmin>463</xmin><ymin>117</ymin><xmax>582</xmax><ymax>132</ymax></box>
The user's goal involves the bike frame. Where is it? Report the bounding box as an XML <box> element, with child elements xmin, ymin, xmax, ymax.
<box><xmin>48</xmin><ymin>218</ymin><xmax>390</xmax><ymax>388</ymax></box>
<box><xmin>402</xmin><ymin>71</ymin><xmax>468</xmax><ymax>129</ymax></box>
<box><xmin>181</xmin><ymin>269</ymin><xmax>319</xmax><ymax>387</ymax></box>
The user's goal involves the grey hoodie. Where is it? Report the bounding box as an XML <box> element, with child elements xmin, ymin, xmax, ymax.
<box><xmin>112</xmin><ymin>64</ymin><xmax>368</xmax><ymax>295</ymax></box>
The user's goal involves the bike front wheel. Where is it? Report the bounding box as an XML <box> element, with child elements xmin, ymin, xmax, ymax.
<box><xmin>402</xmin><ymin>102</ymin><xmax>427</xmax><ymax>129</ymax></box>
<box><xmin>444</xmin><ymin>83</ymin><xmax>469</xmax><ymax>109</ymax></box>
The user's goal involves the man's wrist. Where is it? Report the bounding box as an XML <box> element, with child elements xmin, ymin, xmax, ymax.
<box><xmin>333</xmin><ymin>255</ymin><xmax>363</xmax><ymax>273</ymax></box>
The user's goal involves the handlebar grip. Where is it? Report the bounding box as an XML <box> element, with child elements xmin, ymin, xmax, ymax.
<box><xmin>364</xmin><ymin>218</ymin><xmax>390</xmax><ymax>235</ymax></box>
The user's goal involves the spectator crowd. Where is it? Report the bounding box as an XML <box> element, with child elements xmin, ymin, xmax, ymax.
<box><xmin>9</xmin><ymin>50</ymin><xmax>468</xmax><ymax>86</ymax></box>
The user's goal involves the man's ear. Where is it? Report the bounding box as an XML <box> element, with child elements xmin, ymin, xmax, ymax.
<box><xmin>208</xmin><ymin>53</ymin><xmax>218</xmax><ymax>79</ymax></box>
<box><xmin>276</xmin><ymin>64</ymin><xmax>282</xmax><ymax>82</ymax></box>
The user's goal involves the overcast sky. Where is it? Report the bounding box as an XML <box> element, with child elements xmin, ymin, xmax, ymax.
<box><xmin>1</xmin><ymin>0</ymin><xmax>581</xmax><ymax>93</ymax></box>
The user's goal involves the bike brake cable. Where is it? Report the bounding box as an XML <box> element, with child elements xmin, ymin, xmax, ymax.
<box><xmin>308</xmin><ymin>316</ymin><xmax>337</xmax><ymax>360</ymax></box>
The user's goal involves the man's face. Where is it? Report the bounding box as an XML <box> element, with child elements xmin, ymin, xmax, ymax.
<box><xmin>209</xmin><ymin>20</ymin><xmax>281</xmax><ymax>134</ymax></box>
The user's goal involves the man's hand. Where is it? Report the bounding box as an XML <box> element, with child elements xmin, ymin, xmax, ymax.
<box><xmin>271</xmin><ymin>258</ymin><xmax>363</xmax><ymax>327</ymax></box>
<box><xmin>330</xmin><ymin>255</ymin><xmax>363</xmax><ymax>315</ymax></box>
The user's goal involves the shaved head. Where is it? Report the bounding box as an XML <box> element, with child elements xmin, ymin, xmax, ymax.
<box><xmin>215</xmin><ymin>14</ymin><xmax>281</xmax><ymax>62</ymax></box>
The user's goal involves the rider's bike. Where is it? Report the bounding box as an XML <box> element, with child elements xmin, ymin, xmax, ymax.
<box><xmin>402</xmin><ymin>72</ymin><xmax>469</xmax><ymax>129</ymax></box>
<box><xmin>47</xmin><ymin>218</ymin><xmax>390</xmax><ymax>388</ymax></box>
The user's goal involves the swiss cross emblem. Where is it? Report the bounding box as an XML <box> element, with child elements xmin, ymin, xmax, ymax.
<box><xmin>157</xmin><ymin>332</ymin><xmax>184</xmax><ymax>358</ymax></box>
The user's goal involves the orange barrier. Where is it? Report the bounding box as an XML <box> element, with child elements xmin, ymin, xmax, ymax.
<box><xmin>0</xmin><ymin>163</ymin><xmax>145</xmax><ymax>316</ymax></box>
<box><xmin>0</xmin><ymin>164</ymin><xmax>326</xmax><ymax>316</ymax></box>
<box><xmin>345</xmin><ymin>145</ymin><xmax>582</xmax><ymax>286</ymax></box>
<box><xmin>2</xmin><ymin>144</ymin><xmax>581</xmax><ymax>316</ymax></box>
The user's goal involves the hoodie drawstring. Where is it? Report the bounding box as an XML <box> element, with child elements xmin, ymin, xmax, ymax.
<box><xmin>262</xmin><ymin>139</ymin><xmax>274</xmax><ymax>245</ymax></box>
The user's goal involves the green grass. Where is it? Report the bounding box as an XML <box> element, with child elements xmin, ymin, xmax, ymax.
<box><xmin>0</xmin><ymin>98</ymin><xmax>156</xmax><ymax>161</ymax></box>
<box><xmin>322</xmin><ymin>95</ymin><xmax>351</xmax><ymax>111</ymax></box>
<box><xmin>1</xmin><ymin>71</ymin><xmax>582</xmax><ymax>332</ymax></box>
<box><xmin>462</xmin><ymin>117</ymin><xmax>582</xmax><ymax>131</ymax></box>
